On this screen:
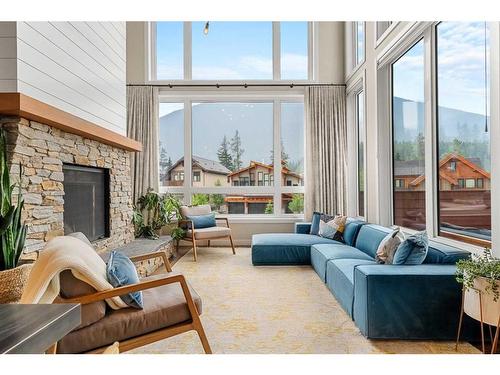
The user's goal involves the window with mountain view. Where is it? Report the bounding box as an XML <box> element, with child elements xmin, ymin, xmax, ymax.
<box><xmin>391</xmin><ymin>40</ymin><xmax>426</xmax><ymax>231</ymax></box>
<box><xmin>436</xmin><ymin>22</ymin><xmax>491</xmax><ymax>242</ymax></box>
<box><xmin>159</xmin><ymin>99</ymin><xmax>305</xmax><ymax>216</ymax></box>
<box><xmin>154</xmin><ymin>22</ymin><xmax>310</xmax><ymax>80</ymax></box>
<box><xmin>159</xmin><ymin>102</ymin><xmax>184</xmax><ymax>186</ymax></box>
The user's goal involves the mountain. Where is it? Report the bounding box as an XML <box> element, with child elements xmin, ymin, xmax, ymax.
<box><xmin>159</xmin><ymin>102</ymin><xmax>304</xmax><ymax>169</ymax></box>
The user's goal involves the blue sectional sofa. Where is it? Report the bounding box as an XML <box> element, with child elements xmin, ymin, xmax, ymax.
<box><xmin>251</xmin><ymin>219</ymin><xmax>473</xmax><ymax>340</ymax></box>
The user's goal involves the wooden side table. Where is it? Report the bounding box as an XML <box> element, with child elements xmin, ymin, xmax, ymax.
<box><xmin>0</xmin><ymin>304</ymin><xmax>81</xmax><ymax>354</ymax></box>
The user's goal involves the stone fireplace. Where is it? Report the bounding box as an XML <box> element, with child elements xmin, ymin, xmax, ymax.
<box><xmin>0</xmin><ymin>116</ymin><xmax>135</xmax><ymax>254</ymax></box>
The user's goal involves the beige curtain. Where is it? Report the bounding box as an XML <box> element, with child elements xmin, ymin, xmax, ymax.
<box><xmin>304</xmin><ymin>86</ymin><xmax>347</xmax><ymax>220</ymax></box>
<box><xmin>127</xmin><ymin>86</ymin><xmax>159</xmax><ymax>204</ymax></box>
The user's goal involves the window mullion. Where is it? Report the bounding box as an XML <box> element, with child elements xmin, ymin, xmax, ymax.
<box><xmin>184</xmin><ymin>99</ymin><xmax>192</xmax><ymax>204</ymax></box>
<box><xmin>184</xmin><ymin>22</ymin><xmax>192</xmax><ymax>80</ymax></box>
<box><xmin>273</xmin><ymin>99</ymin><xmax>282</xmax><ymax>215</ymax></box>
<box><xmin>273</xmin><ymin>22</ymin><xmax>280</xmax><ymax>81</ymax></box>
<box><xmin>423</xmin><ymin>28</ymin><xmax>437</xmax><ymax>237</ymax></box>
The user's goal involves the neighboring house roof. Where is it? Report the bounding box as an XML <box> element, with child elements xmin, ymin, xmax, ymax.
<box><xmin>228</xmin><ymin>161</ymin><xmax>303</xmax><ymax>180</ymax></box>
<box><xmin>396</xmin><ymin>153</ymin><xmax>490</xmax><ymax>187</ymax></box>
<box><xmin>167</xmin><ymin>156</ymin><xmax>231</xmax><ymax>175</ymax></box>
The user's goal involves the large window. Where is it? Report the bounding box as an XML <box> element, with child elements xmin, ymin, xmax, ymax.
<box><xmin>354</xmin><ymin>22</ymin><xmax>365</xmax><ymax>67</ymax></box>
<box><xmin>159</xmin><ymin>97</ymin><xmax>305</xmax><ymax>216</ymax></box>
<box><xmin>153</xmin><ymin>22</ymin><xmax>311</xmax><ymax>81</ymax></box>
<box><xmin>356</xmin><ymin>91</ymin><xmax>365</xmax><ymax>217</ymax></box>
<box><xmin>391</xmin><ymin>40</ymin><xmax>426</xmax><ymax>231</ymax></box>
<box><xmin>436</xmin><ymin>22</ymin><xmax>491</xmax><ymax>242</ymax></box>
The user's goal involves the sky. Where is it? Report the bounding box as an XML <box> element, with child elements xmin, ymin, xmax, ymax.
<box><xmin>156</xmin><ymin>21</ymin><xmax>308</xmax><ymax>80</ymax></box>
<box><xmin>393</xmin><ymin>22</ymin><xmax>489</xmax><ymax>116</ymax></box>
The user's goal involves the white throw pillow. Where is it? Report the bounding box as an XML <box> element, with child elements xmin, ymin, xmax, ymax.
<box><xmin>375</xmin><ymin>228</ymin><xmax>404</xmax><ymax>264</ymax></box>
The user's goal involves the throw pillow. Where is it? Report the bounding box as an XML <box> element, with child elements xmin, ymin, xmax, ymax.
<box><xmin>392</xmin><ymin>231</ymin><xmax>429</xmax><ymax>265</ymax></box>
<box><xmin>375</xmin><ymin>228</ymin><xmax>402</xmax><ymax>264</ymax></box>
<box><xmin>186</xmin><ymin>213</ymin><xmax>216</xmax><ymax>229</ymax></box>
<box><xmin>318</xmin><ymin>215</ymin><xmax>347</xmax><ymax>242</ymax></box>
<box><xmin>106</xmin><ymin>251</ymin><xmax>143</xmax><ymax>309</ymax></box>
<box><xmin>310</xmin><ymin>212</ymin><xmax>335</xmax><ymax>235</ymax></box>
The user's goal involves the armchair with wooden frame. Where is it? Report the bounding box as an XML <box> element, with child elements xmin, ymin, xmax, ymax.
<box><xmin>54</xmin><ymin>250</ymin><xmax>212</xmax><ymax>354</ymax></box>
<box><xmin>179</xmin><ymin>204</ymin><xmax>236</xmax><ymax>261</ymax></box>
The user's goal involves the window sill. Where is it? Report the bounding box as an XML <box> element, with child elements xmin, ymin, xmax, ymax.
<box><xmin>215</xmin><ymin>215</ymin><xmax>304</xmax><ymax>224</ymax></box>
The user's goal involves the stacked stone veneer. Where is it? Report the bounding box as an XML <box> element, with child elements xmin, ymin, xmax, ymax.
<box><xmin>0</xmin><ymin>116</ymin><xmax>134</xmax><ymax>254</ymax></box>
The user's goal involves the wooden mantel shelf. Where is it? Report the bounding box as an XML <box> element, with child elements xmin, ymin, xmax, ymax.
<box><xmin>0</xmin><ymin>93</ymin><xmax>142</xmax><ymax>152</ymax></box>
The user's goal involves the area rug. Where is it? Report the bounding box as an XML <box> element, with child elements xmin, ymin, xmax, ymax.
<box><xmin>131</xmin><ymin>247</ymin><xmax>478</xmax><ymax>354</ymax></box>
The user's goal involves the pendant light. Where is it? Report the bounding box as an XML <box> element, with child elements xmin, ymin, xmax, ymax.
<box><xmin>203</xmin><ymin>21</ymin><xmax>210</xmax><ymax>35</ymax></box>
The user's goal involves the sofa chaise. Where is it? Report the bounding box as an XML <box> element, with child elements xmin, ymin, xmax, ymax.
<box><xmin>251</xmin><ymin>219</ymin><xmax>476</xmax><ymax>340</ymax></box>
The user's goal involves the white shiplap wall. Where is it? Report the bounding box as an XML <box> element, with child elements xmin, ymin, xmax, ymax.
<box><xmin>0</xmin><ymin>22</ymin><xmax>126</xmax><ymax>136</ymax></box>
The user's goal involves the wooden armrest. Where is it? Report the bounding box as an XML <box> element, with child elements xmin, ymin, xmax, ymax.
<box><xmin>215</xmin><ymin>217</ymin><xmax>230</xmax><ymax>228</ymax></box>
<box><xmin>129</xmin><ymin>251</ymin><xmax>172</xmax><ymax>272</ymax></box>
<box><xmin>63</xmin><ymin>274</ymin><xmax>188</xmax><ymax>305</ymax></box>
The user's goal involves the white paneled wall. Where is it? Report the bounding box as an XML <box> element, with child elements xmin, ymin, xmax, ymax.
<box><xmin>0</xmin><ymin>22</ymin><xmax>127</xmax><ymax>136</ymax></box>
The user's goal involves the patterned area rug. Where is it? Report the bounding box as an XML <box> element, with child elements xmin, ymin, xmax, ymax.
<box><xmin>131</xmin><ymin>247</ymin><xmax>478</xmax><ymax>354</ymax></box>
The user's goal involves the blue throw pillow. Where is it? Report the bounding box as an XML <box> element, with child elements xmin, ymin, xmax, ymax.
<box><xmin>186</xmin><ymin>213</ymin><xmax>216</xmax><ymax>229</ymax></box>
<box><xmin>392</xmin><ymin>231</ymin><xmax>429</xmax><ymax>265</ymax></box>
<box><xmin>106</xmin><ymin>251</ymin><xmax>143</xmax><ymax>309</ymax></box>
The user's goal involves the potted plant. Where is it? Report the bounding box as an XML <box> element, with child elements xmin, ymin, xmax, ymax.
<box><xmin>456</xmin><ymin>248</ymin><xmax>500</xmax><ymax>337</ymax></box>
<box><xmin>132</xmin><ymin>189</ymin><xmax>183</xmax><ymax>240</ymax></box>
<box><xmin>0</xmin><ymin>128</ymin><xmax>29</xmax><ymax>303</ymax></box>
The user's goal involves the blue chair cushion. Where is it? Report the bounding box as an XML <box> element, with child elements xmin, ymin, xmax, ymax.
<box><xmin>424</xmin><ymin>241</ymin><xmax>470</xmax><ymax>264</ymax></box>
<box><xmin>106</xmin><ymin>251</ymin><xmax>143</xmax><ymax>309</ymax></box>
<box><xmin>186</xmin><ymin>213</ymin><xmax>216</xmax><ymax>229</ymax></box>
<box><xmin>393</xmin><ymin>231</ymin><xmax>429</xmax><ymax>265</ymax></box>
<box><xmin>311</xmin><ymin>244</ymin><xmax>373</xmax><ymax>282</ymax></box>
<box><xmin>355</xmin><ymin>224</ymin><xmax>392</xmax><ymax>258</ymax></box>
<box><xmin>344</xmin><ymin>219</ymin><xmax>366</xmax><ymax>247</ymax></box>
<box><xmin>326</xmin><ymin>258</ymin><xmax>377</xmax><ymax>317</ymax></box>
<box><xmin>251</xmin><ymin>233</ymin><xmax>341</xmax><ymax>265</ymax></box>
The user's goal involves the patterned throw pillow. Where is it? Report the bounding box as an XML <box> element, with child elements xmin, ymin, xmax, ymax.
<box><xmin>318</xmin><ymin>215</ymin><xmax>347</xmax><ymax>241</ymax></box>
<box><xmin>376</xmin><ymin>228</ymin><xmax>404</xmax><ymax>264</ymax></box>
<box><xmin>310</xmin><ymin>212</ymin><xmax>334</xmax><ymax>235</ymax></box>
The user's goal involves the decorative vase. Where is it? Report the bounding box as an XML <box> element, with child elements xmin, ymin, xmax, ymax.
<box><xmin>464</xmin><ymin>276</ymin><xmax>500</xmax><ymax>326</ymax></box>
<box><xmin>0</xmin><ymin>263</ymin><xmax>33</xmax><ymax>303</ymax></box>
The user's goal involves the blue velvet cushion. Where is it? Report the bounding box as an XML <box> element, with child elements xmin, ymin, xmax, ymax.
<box><xmin>392</xmin><ymin>231</ymin><xmax>429</xmax><ymax>265</ymax></box>
<box><xmin>310</xmin><ymin>212</ymin><xmax>322</xmax><ymax>235</ymax></box>
<box><xmin>106</xmin><ymin>251</ymin><xmax>143</xmax><ymax>309</ymax></box>
<box><xmin>186</xmin><ymin>213</ymin><xmax>216</xmax><ymax>229</ymax></box>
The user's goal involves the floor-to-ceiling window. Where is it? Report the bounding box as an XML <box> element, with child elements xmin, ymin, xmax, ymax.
<box><xmin>356</xmin><ymin>90</ymin><xmax>365</xmax><ymax>217</ymax></box>
<box><xmin>436</xmin><ymin>22</ymin><xmax>491</xmax><ymax>242</ymax></box>
<box><xmin>391</xmin><ymin>40</ymin><xmax>426</xmax><ymax>231</ymax></box>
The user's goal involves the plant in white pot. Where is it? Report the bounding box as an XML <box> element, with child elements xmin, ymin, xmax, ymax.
<box><xmin>456</xmin><ymin>248</ymin><xmax>500</xmax><ymax>353</ymax></box>
<box><xmin>0</xmin><ymin>128</ymin><xmax>29</xmax><ymax>303</ymax></box>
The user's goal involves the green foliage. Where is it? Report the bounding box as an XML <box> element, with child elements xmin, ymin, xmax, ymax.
<box><xmin>132</xmin><ymin>189</ymin><xmax>182</xmax><ymax>239</ymax></box>
<box><xmin>264</xmin><ymin>201</ymin><xmax>273</xmax><ymax>214</ymax></box>
<box><xmin>170</xmin><ymin>227</ymin><xmax>186</xmax><ymax>242</ymax></box>
<box><xmin>192</xmin><ymin>193</ymin><xmax>209</xmax><ymax>206</ymax></box>
<box><xmin>230</xmin><ymin>130</ymin><xmax>244</xmax><ymax>171</ymax></box>
<box><xmin>217</xmin><ymin>135</ymin><xmax>233</xmax><ymax>171</ymax></box>
<box><xmin>0</xmin><ymin>129</ymin><xmax>27</xmax><ymax>271</ymax></box>
<box><xmin>288</xmin><ymin>194</ymin><xmax>304</xmax><ymax>214</ymax></box>
<box><xmin>456</xmin><ymin>248</ymin><xmax>500</xmax><ymax>302</ymax></box>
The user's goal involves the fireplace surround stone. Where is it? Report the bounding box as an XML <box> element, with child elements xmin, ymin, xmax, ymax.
<box><xmin>0</xmin><ymin>116</ymin><xmax>134</xmax><ymax>254</ymax></box>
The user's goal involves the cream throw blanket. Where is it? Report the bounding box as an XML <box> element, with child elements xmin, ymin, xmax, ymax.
<box><xmin>20</xmin><ymin>236</ymin><xmax>127</xmax><ymax>309</ymax></box>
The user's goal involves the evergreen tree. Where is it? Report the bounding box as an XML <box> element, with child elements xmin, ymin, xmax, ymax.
<box><xmin>230</xmin><ymin>130</ymin><xmax>244</xmax><ymax>171</ymax></box>
<box><xmin>217</xmin><ymin>135</ymin><xmax>233</xmax><ymax>170</ymax></box>
<box><xmin>159</xmin><ymin>144</ymin><xmax>170</xmax><ymax>178</ymax></box>
<box><xmin>270</xmin><ymin>139</ymin><xmax>290</xmax><ymax>166</ymax></box>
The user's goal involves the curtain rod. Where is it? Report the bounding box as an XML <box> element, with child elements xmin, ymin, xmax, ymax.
<box><xmin>127</xmin><ymin>83</ymin><xmax>346</xmax><ymax>88</ymax></box>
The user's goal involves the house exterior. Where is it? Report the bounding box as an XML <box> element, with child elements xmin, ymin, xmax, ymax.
<box><xmin>394</xmin><ymin>153</ymin><xmax>491</xmax><ymax>191</ymax></box>
<box><xmin>165</xmin><ymin>156</ymin><xmax>231</xmax><ymax>187</ymax></box>
<box><xmin>227</xmin><ymin>161</ymin><xmax>303</xmax><ymax>187</ymax></box>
